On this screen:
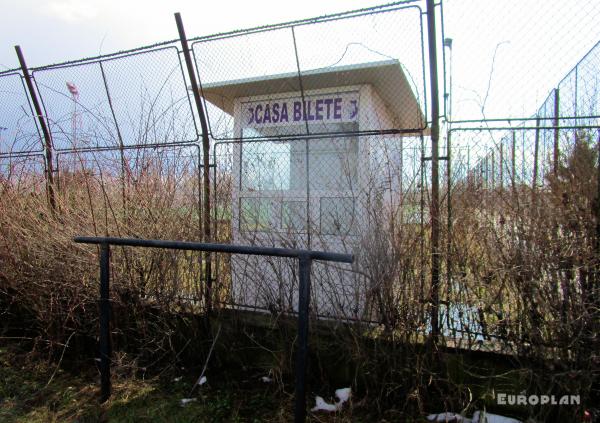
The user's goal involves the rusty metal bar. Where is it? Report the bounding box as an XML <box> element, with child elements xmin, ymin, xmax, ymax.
<box><xmin>175</xmin><ymin>12</ymin><xmax>213</xmax><ymax>312</ymax></box>
<box><xmin>15</xmin><ymin>45</ymin><xmax>56</xmax><ymax>211</ymax></box>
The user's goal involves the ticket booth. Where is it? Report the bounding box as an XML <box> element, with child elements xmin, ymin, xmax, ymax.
<box><xmin>201</xmin><ymin>59</ymin><xmax>424</xmax><ymax>318</ymax></box>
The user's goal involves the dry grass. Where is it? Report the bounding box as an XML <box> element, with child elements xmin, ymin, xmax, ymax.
<box><xmin>0</xmin><ymin>130</ymin><xmax>598</xmax><ymax>421</ymax></box>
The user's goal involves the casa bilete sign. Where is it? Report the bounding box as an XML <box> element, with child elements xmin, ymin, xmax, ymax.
<box><xmin>243</xmin><ymin>91</ymin><xmax>359</xmax><ymax>128</ymax></box>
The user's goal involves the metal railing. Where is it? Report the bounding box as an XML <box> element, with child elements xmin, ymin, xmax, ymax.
<box><xmin>73</xmin><ymin>236</ymin><xmax>353</xmax><ymax>423</ymax></box>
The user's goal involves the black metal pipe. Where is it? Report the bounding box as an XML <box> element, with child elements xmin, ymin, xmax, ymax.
<box><xmin>294</xmin><ymin>255</ymin><xmax>312</xmax><ymax>423</ymax></box>
<box><xmin>99</xmin><ymin>243</ymin><xmax>111</xmax><ymax>403</ymax></box>
<box><xmin>15</xmin><ymin>45</ymin><xmax>56</xmax><ymax>212</ymax></box>
<box><xmin>511</xmin><ymin>131</ymin><xmax>516</xmax><ymax>188</ymax></box>
<box><xmin>75</xmin><ymin>236</ymin><xmax>352</xmax><ymax>263</ymax></box>
<box><xmin>77</xmin><ymin>235</ymin><xmax>352</xmax><ymax>416</ymax></box>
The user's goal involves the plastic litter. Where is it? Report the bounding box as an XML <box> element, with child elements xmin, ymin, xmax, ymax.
<box><xmin>310</xmin><ymin>387</ymin><xmax>352</xmax><ymax>413</ymax></box>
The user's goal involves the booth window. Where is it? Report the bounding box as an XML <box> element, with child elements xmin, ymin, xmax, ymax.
<box><xmin>240</xmin><ymin>197</ymin><xmax>274</xmax><ymax>231</ymax></box>
<box><xmin>308</xmin><ymin>136</ymin><xmax>358</xmax><ymax>192</ymax></box>
<box><xmin>241</xmin><ymin>124</ymin><xmax>357</xmax><ymax>193</ymax></box>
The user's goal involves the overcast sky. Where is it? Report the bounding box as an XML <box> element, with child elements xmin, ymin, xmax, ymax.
<box><xmin>1</xmin><ymin>0</ymin><xmax>599</xmax><ymax>121</ymax></box>
<box><xmin>0</xmin><ymin>0</ymin><xmax>390</xmax><ymax>70</ymax></box>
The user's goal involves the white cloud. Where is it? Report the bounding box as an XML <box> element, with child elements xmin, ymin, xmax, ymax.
<box><xmin>43</xmin><ymin>0</ymin><xmax>99</xmax><ymax>22</ymax></box>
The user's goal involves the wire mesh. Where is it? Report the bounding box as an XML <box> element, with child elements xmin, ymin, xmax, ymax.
<box><xmin>32</xmin><ymin>46</ymin><xmax>199</xmax><ymax>151</ymax></box>
<box><xmin>447</xmin><ymin>123</ymin><xmax>599</xmax><ymax>346</ymax></box>
<box><xmin>213</xmin><ymin>134</ymin><xmax>428</xmax><ymax>322</ymax></box>
<box><xmin>56</xmin><ymin>144</ymin><xmax>201</xmax><ymax>215</ymax></box>
<box><xmin>1</xmin><ymin>0</ymin><xmax>599</xmax><ymax>348</ymax></box>
<box><xmin>0</xmin><ymin>72</ymin><xmax>42</xmax><ymax>155</ymax></box>
<box><xmin>444</xmin><ymin>0</ymin><xmax>600</xmax><ymax>122</ymax></box>
<box><xmin>55</xmin><ymin>144</ymin><xmax>204</xmax><ymax>304</ymax></box>
<box><xmin>192</xmin><ymin>3</ymin><xmax>427</xmax><ymax>141</ymax></box>
<box><xmin>0</xmin><ymin>153</ymin><xmax>46</xmax><ymax>193</ymax></box>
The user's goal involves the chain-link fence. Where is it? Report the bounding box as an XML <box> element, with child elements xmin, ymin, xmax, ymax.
<box><xmin>447</xmin><ymin>125</ymin><xmax>599</xmax><ymax>352</ymax></box>
<box><xmin>192</xmin><ymin>2</ymin><xmax>428</xmax><ymax>141</ymax></box>
<box><xmin>31</xmin><ymin>46</ymin><xmax>199</xmax><ymax>151</ymax></box>
<box><xmin>443</xmin><ymin>0</ymin><xmax>600</xmax><ymax>122</ymax></box>
<box><xmin>212</xmin><ymin>134</ymin><xmax>428</xmax><ymax>323</ymax></box>
<box><xmin>1</xmin><ymin>0</ymin><xmax>599</xmax><ymax>356</ymax></box>
<box><xmin>0</xmin><ymin>72</ymin><xmax>42</xmax><ymax>155</ymax></box>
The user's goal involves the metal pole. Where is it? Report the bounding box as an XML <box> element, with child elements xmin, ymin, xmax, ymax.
<box><xmin>446</xmin><ymin>130</ymin><xmax>452</xmax><ymax>337</ymax></box>
<box><xmin>511</xmin><ymin>131</ymin><xmax>516</xmax><ymax>188</ymax></box>
<box><xmin>15</xmin><ymin>45</ymin><xmax>56</xmax><ymax>212</ymax></box>
<box><xmin>419</xmin><ymin>135</ymin><xmax>425</xmax><ymax>316</ymax></box>
<box><xmin>491</xmin><ymin>151</ymin><xmax>495</xmax><ymax>189</ymax></box>
<box><xmin>426</xmin><ymin>0</ymin><xmax>441</xmax><ymax>342</ymax></box>
<box><xmin>294</xmin><ymin>255</ymin><xmax>312</xmax><ymax>423</ymax></box>
<box><xmin>291</xmin><ymin>27</ymin><xmax>312</xmax><ymax>249</ymax></box>
<box><xmin>99</xmin><ymin>243</ymin><xmax>111</xmax><ymax>403</ymax></box>
<box><xmin>499</xmin><ymin>141</ymin><xmax>504</xmax><ymax>190</ymax></box>
<box><xmin>553</xmin><ymin>88</ymin><xmax>560</xmax><ymax>176</ymax></box>
<box><xmin>175</xmin><ymin>12</ymin><xmax>213</xmax><ymax>312</ymax></box>
<box><xmin>99</xmin><ymin>61</ymin><xmax>128</xmax><ymax>212</ymax></box>
<box><xmin>74</xmin><ymin>236</ymin><xmax>353</xmax><ymax>413</ymax></box>
<box><xmin>596</xmin><ymin>129</ymin><xmax>600</xmax><ymax>309</ymax></box>
<box><xmin>533</xmin><ymin>116</ymin><xmax>540</xmax><ymax>188</ymax></box>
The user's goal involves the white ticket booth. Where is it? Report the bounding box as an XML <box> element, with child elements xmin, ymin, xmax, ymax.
<box><xmin>201</xmin><ymin>59</ymin><xmax>424</xmax><ymax>319</ymax></box>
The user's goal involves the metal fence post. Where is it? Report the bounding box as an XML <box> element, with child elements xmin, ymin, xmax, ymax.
<box><xmin>99</xmin><ymin>243</ymin><xmax>111</xmax><ymax>403</ymax></box>
<box><xmin>98</xmin><ymin>61</ymin><xmax>128</xmax><ymax>212</ymax></box>
<box><xmin>499</xmin><ymin>141</ymin><xmax>504</xmax><ymax>190</ymax></box>
<box><xmin>426</xmin><ymin>0</ymin><xmax>441</xmax><ymax>342</ymax></box>
<box><xmin>596</xmin><ymin>128</ymin><xmax>600</xmax><ymax>308</ymax></box>
<box><xmin>290</xmin><ymin>26</ymin><xmax>313</xmax><ymax>250</ymax></box>
<box><xmin>175</xmin><ymin>12</ymin><xmax>213</xmax><ymax>312</ymax></box>
<box><xmin>533</xmin><ymin>116</ymin><xmax>540</xmax><ymax>188</ymax></box>
<box><xmin>446</xmin><ymin>130</ymin><xmax>452</xmax><ymax>336</ymax></box>
<box><xmin>15</xmin><ymin>45</ymin><xmax>56</xmax><ymax>212</ymax></box>
<box><xmin>294</xmin><ymin>254</ymin><xmax>312</xmax><ymax>423</ymax></box>
<box><xmin>511</xmin><ymin>130</ymin><xmax>516</xmax><ymax>188</ymax></box>
<box><xmin>553</xmin><ymin>88</ymin><xmax>560</xmax><ymax>176</ymax></box>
